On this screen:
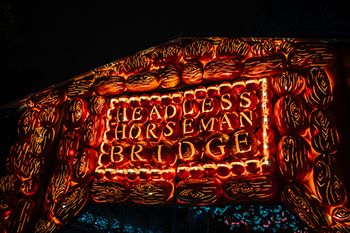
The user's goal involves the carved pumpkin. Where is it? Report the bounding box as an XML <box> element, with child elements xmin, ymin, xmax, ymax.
<box><xmin>314</xmin><ymin>153</ymin><xmax>346</xmax><ymax>207</ymax></box>
<box><xmin>57</xmin><ymin>130</ymin><xmax>80</xmax><ymax>163</ymax></box>
<box><xmin>38</xmin><ymin>106</ymin><xmax>59</xmax><ymax>126</ymax></box>
<box><xmin>93</xmin><ymin>76</ymin><xmax>125</xmax><ymax>95</ymax></box>
<box><xmin>230</xmin><ymin>130</ymin><xmax>258</xmax><ymax>159</ymax></box>
<box><xmin>244</xmin><ymin>52</ymin><xmax>286</xmax><ymax>77</ymax></box>
<box><xmin>72</xmin><ymin>147</ymin><xmax>98</xmax><ymax>184</ymax></box>
<box><xmin>204</xmin><ymin>59</ymin><xmax>243</xmax><ymax>81</ymax></box>
<box><xmin>30</xmin><ymin>126</ymin><xmax>55</xmax><ymax>157</ymax></box>
<box><xmin>91</xmin><ymin>180</ymin><xmax>129</xmax><ymax>203</ymax></box>
<box><xmin>176</xmin><ymin>178</ymin><xmax>222</xmax><ymax>204</ymax></box>
<box><xmin>64</xmin><ymin>98</ymin><xmax>89</xmax><ymax>130</ymax></box>
<box><xmin>272</xmin><ymin>70</ymin><xmax>305</xmax><ymax>96</ymax></box>
<box><xmin>54</xmin><ymin>185</ymin><xmax>89</xmax><ymax>225</ymax></box>
<box><xmin>274</xmin><ymin>95</ymin><xmax>308</xmax><ymax>136</ymax></box>
<box><xmin>224</xmin><ymin>175</ymin><xmax>277</xmax><ymax>202</ymax></box>
<box><xmin>17</xmin><ymin>109</ymin><xmax>39</xmax><ymax>140</ymax></box>
<box><xmin>88</xmin><ymin>95</ymin><xmax>109</xmax><ymax>116</ymax></box>
<box><xmin>310</xmin><ymin>109</ymin><xmax>339</xmax><ymax>154</ymax></box>
<box><xmin>151</xmin><ymin>43</ymin><xmax>183</xmax><ymax>66</ymax></box>
<box><xmin>288</xmin><ymin>44</ymin><xmax>337</xmax><ymax>69</ymax></box>
<box><xmin>277</xmin><ymin>135</ymin><xmax>313</xmax><ymax>182</ymax></box>
<box><xmin>281</xmin><ymin>182</ymin><xmax>331</xmax><ymax>232</ymax></box>
<box><xmin>6</xmin><ymin>198</ymin><xmax>35</xmax><ymax>233</ymax></box>
<box><xmin>130</xmin><ymin>181</ymin><xmax>173</xmax><ymax>205</ymax></box>
<box><xmin>184</xmin><ymin>40</ymin><xmax>215</xmax><ymax>62</ymax></box>
<box><xmin>81</xmin><ymin>115</ymin><xmax>105</xmax><ymax>148</ymax></box>
<box><xmin>332</xmin><ymin>206</ymin><xmax>350</xmax><ymax>223</ymax></box>
<box><xmin>304</xmin><ymin>68</ymin><xmax>333</xmax><ymax>109</ymax></box>
<box><xmin>152</xmin><ymin>140</ymin><xmax>177</xmax><ymax>167</ymax></box>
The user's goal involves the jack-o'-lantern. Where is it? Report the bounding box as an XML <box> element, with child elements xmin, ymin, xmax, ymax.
<box><xmin>177</xmin><ymin>163</ymin><xmax>191</xmax><ymax>180</ymax></box>
<box><xmin>332</xmin><ymin>206</ymin><xmax>350</xmax><ymax>223</ymax></box>
<box><xmin>81</xmin><ymin>115</ymin><xmax>105</xmax><ymax>148</ymax></box>
<box><xmin>34</xmin><ymin>216</ymin><xmax>57</xmax><ymax>233</ymax></box>
<box><xmin>32</xmin><ymin>88</ymin><xmax>66</xmax><ymax>107</ymax></box>
<box><xmin>277</xmin><ymin>135</ymin><xmax>313</xmax><ymax>182</ymax></box>
<box><xmin>230</xmin><ymin>159</ymin><xmax>246</xmax><ymax>176</ymax></box>
<box><xmin>177</xmin><ymin>136</ymin><xmax>202</xmax><ymax>162</ymax></box>
<box><xmin>310</xmin><ymin>109</ymin><xmax>339</xmax><ymax>154</ymax></box>
<box><xmin>93</xmin><ymin>76</ymin><xmax>125</xmax><ymax>95</ymax></box>
<box><xmin>189</xmin><ymin>163</ymin><xmax>204</xmax><ymax>179</ymax></box>
<box><xmin>281</xmin><ymin>182</ymin><xmax>331</xmax><ymax>232</ymax></box>
<box><xmin>230</xmin><ymin>130</ymin><xmax>258</xmax><ymax>159</ymax></box>
<box><xmin>38</xmin><ymin>106</ymin><xmax>59</xmax><ymax>126</ymax></box>
<box><xmin>260</xmin><ymin>156</ymin><xmax>277</xmax><ymax>174</ymax></box>
<box><xmin>64</xmin><ymin>98</ymin><xmax>89</xmax><ymax>130</ymax></box>
<box><xmin>158</xmin><ymin>64</ymin><xmax>182</xmax><ymax>88</ymax></box>
<box><xmin>21</xmin><ymin>177</ymin><xmax>40</xmax><ymax>195</ymax></box>
<box><xmin>123</xmin><ymin>53</ymin><xmax>150</xmax><ymax>75</ymax></box>
<box><xmin>7</xmin><ymin>140</ymin><xmax>31</xmax><ymax>173</ymax></box>
<box><xmin>91</xmin><ymin>180</ymin><xmax>129</xmax><ymax>203</ymax></box>
<box><xmin>177</xmin><ymin>178</ymin><xmax>222</xmax><ymax>204</ymax></box>
<box><xmin>47</xmin><ymin>163</ymin><xmax>71</xmax><ymax>202</ymax></box>
<box><xmin>17</xmin><ymin>109</ymin><xmax>39</xmax><ymax>140</ymax></box>
<box><xmin>314</xmin><ymin>153</ymin><xmax>346</xmax><ymax>207</ymax></box>
<box><xmin>245</xmin><ymin>158</ymin><xmax>261</xmax><ymax>174</ymax></box>
<box><xmin>130</xmin><ymin>181</ymin><xmax>173</xmax><ymax>205</ymax></box>
<box><xmin>6</xmin><ymin>198</ymin><xmax>35</xmax><ymax>233</ymax></box>
<box><xmin>304</xmin><ymin>68</ymin><xmax>333</xmax><ymax>109</ymax></box>
<box><xmin>65</xmin><ymin>76</ymin><xmax>94</xmax><ymax>98</ymax></box>
<box><xmin>129</xmin><ymin>141</ymin><xmax>152</xmax><ymax>167</ymax></box>
<box><xmin>151</xmin><ymin>43</ymin><xmax>183</xmax><ymax>66</ymax></box>
<box><xmin>203</xmin><ymin>161</ymin><xmax>217</xmax><ymax>177</ymax></box>
<box><xmin>152</xmin><ymin>140</ymin><xmax>177</xmax><ymax>167</ymax></box>
<box><xmin>224</xmin><ymin>175</ymin><xmax>277</xmax><ymax>202</ymax></box>
<box><xmin>216</xmin><ymin>38</ymin><xmax>250</xmax><ymax>60</ymax></box>
<box><xmin>274</xmin><ymin>95</ymin><xmax>308</xmax><ymax>136</ymax></box>
<box><xmin>30</xmin><ymin>126</ymin><xmax>55</xmax><ymax>157</ymax></box>
<box><xmin>88</xmin><ymin>95</ymin><xmax>109</xmax><ymax>116</ymax></box>
<box><xmin>288</xmin><ymin>44</ymin><xmax>337</xmax><ymax>69</ymax></box>
<box><xmin>204</xmin><ymin>133</ymin><xmax>230</xmax><ymax>161</ymax></box>
<box><xmin>184</xmin><ymin>40</ymin><xmax>215</xmax><ymax>62</ymax></box>
<box><xmin>216</xmin><ymin>161</ymin><xmax>231</xmax><ymax>178</ymax></box>
<box><xmin>204</xmin><ymin>59</ymin><xmax>243</xmax><ymax>81</ymax></box>
<box><xmin>244</xmin><ymin>52</ymin><xmax>286</xmax><ymax>77</ymax></box>
<box><xmin>126</xmin><ymin>71</ymin><xmax>159</xmax><ymax>92</ymax></box>
<box><xmin>57</xmin><ymin>130</ymin><xmax>80</xmax><ymax>163</ymax></box>
<box><xmin>72</xmin><ymin>147</ymin><xmax>99</xmax><ymax>184</ymax></box>
<box><xmin>182</xmin><ymin>61</ymin><xmax>204</xmax><ymax>85</ymax></box>
<box><xmin>54</xmin><ymin>185</ymin><xmax>89</xmax><ymax>225</ymax></box>
<box><xmin>272</xmin><ymin>70</ymin><xmax>305</xmax><ymax>96</ymax></box>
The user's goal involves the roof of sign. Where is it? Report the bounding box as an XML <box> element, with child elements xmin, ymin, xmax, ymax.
<box><xmin>0</xmin><ymin>36</ymin><xmax>342</xmax><ymax>110</ymax></box>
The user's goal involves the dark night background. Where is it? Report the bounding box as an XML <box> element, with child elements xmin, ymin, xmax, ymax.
<box><xmin>1</xmin><ymin>1</ymin><xmax>350</xmax><ymax>232</ymax></box>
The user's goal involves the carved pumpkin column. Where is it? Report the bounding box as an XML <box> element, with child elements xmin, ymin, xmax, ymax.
<box><xmin>0</xmin><ymin>88</ymin><xmax>65</xmax><ymax>233</ymax></box>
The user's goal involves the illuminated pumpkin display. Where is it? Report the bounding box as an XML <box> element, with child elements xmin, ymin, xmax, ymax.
<box><xmin>1</xmin><ymin>37</ymin><xmax>348</xmax><ymax>233</ymax></box>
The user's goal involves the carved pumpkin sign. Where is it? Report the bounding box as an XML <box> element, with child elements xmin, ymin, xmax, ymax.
<box><xmin>2</xmin><ymin>38</ymin><xmax>347</xmax><ymax>233</ymax></box>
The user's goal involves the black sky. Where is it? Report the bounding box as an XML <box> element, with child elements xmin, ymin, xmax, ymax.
<box><xmin>1</xmin><ymin>0</ymin><xmax>350</xmax><ymax>106</ymax></box>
